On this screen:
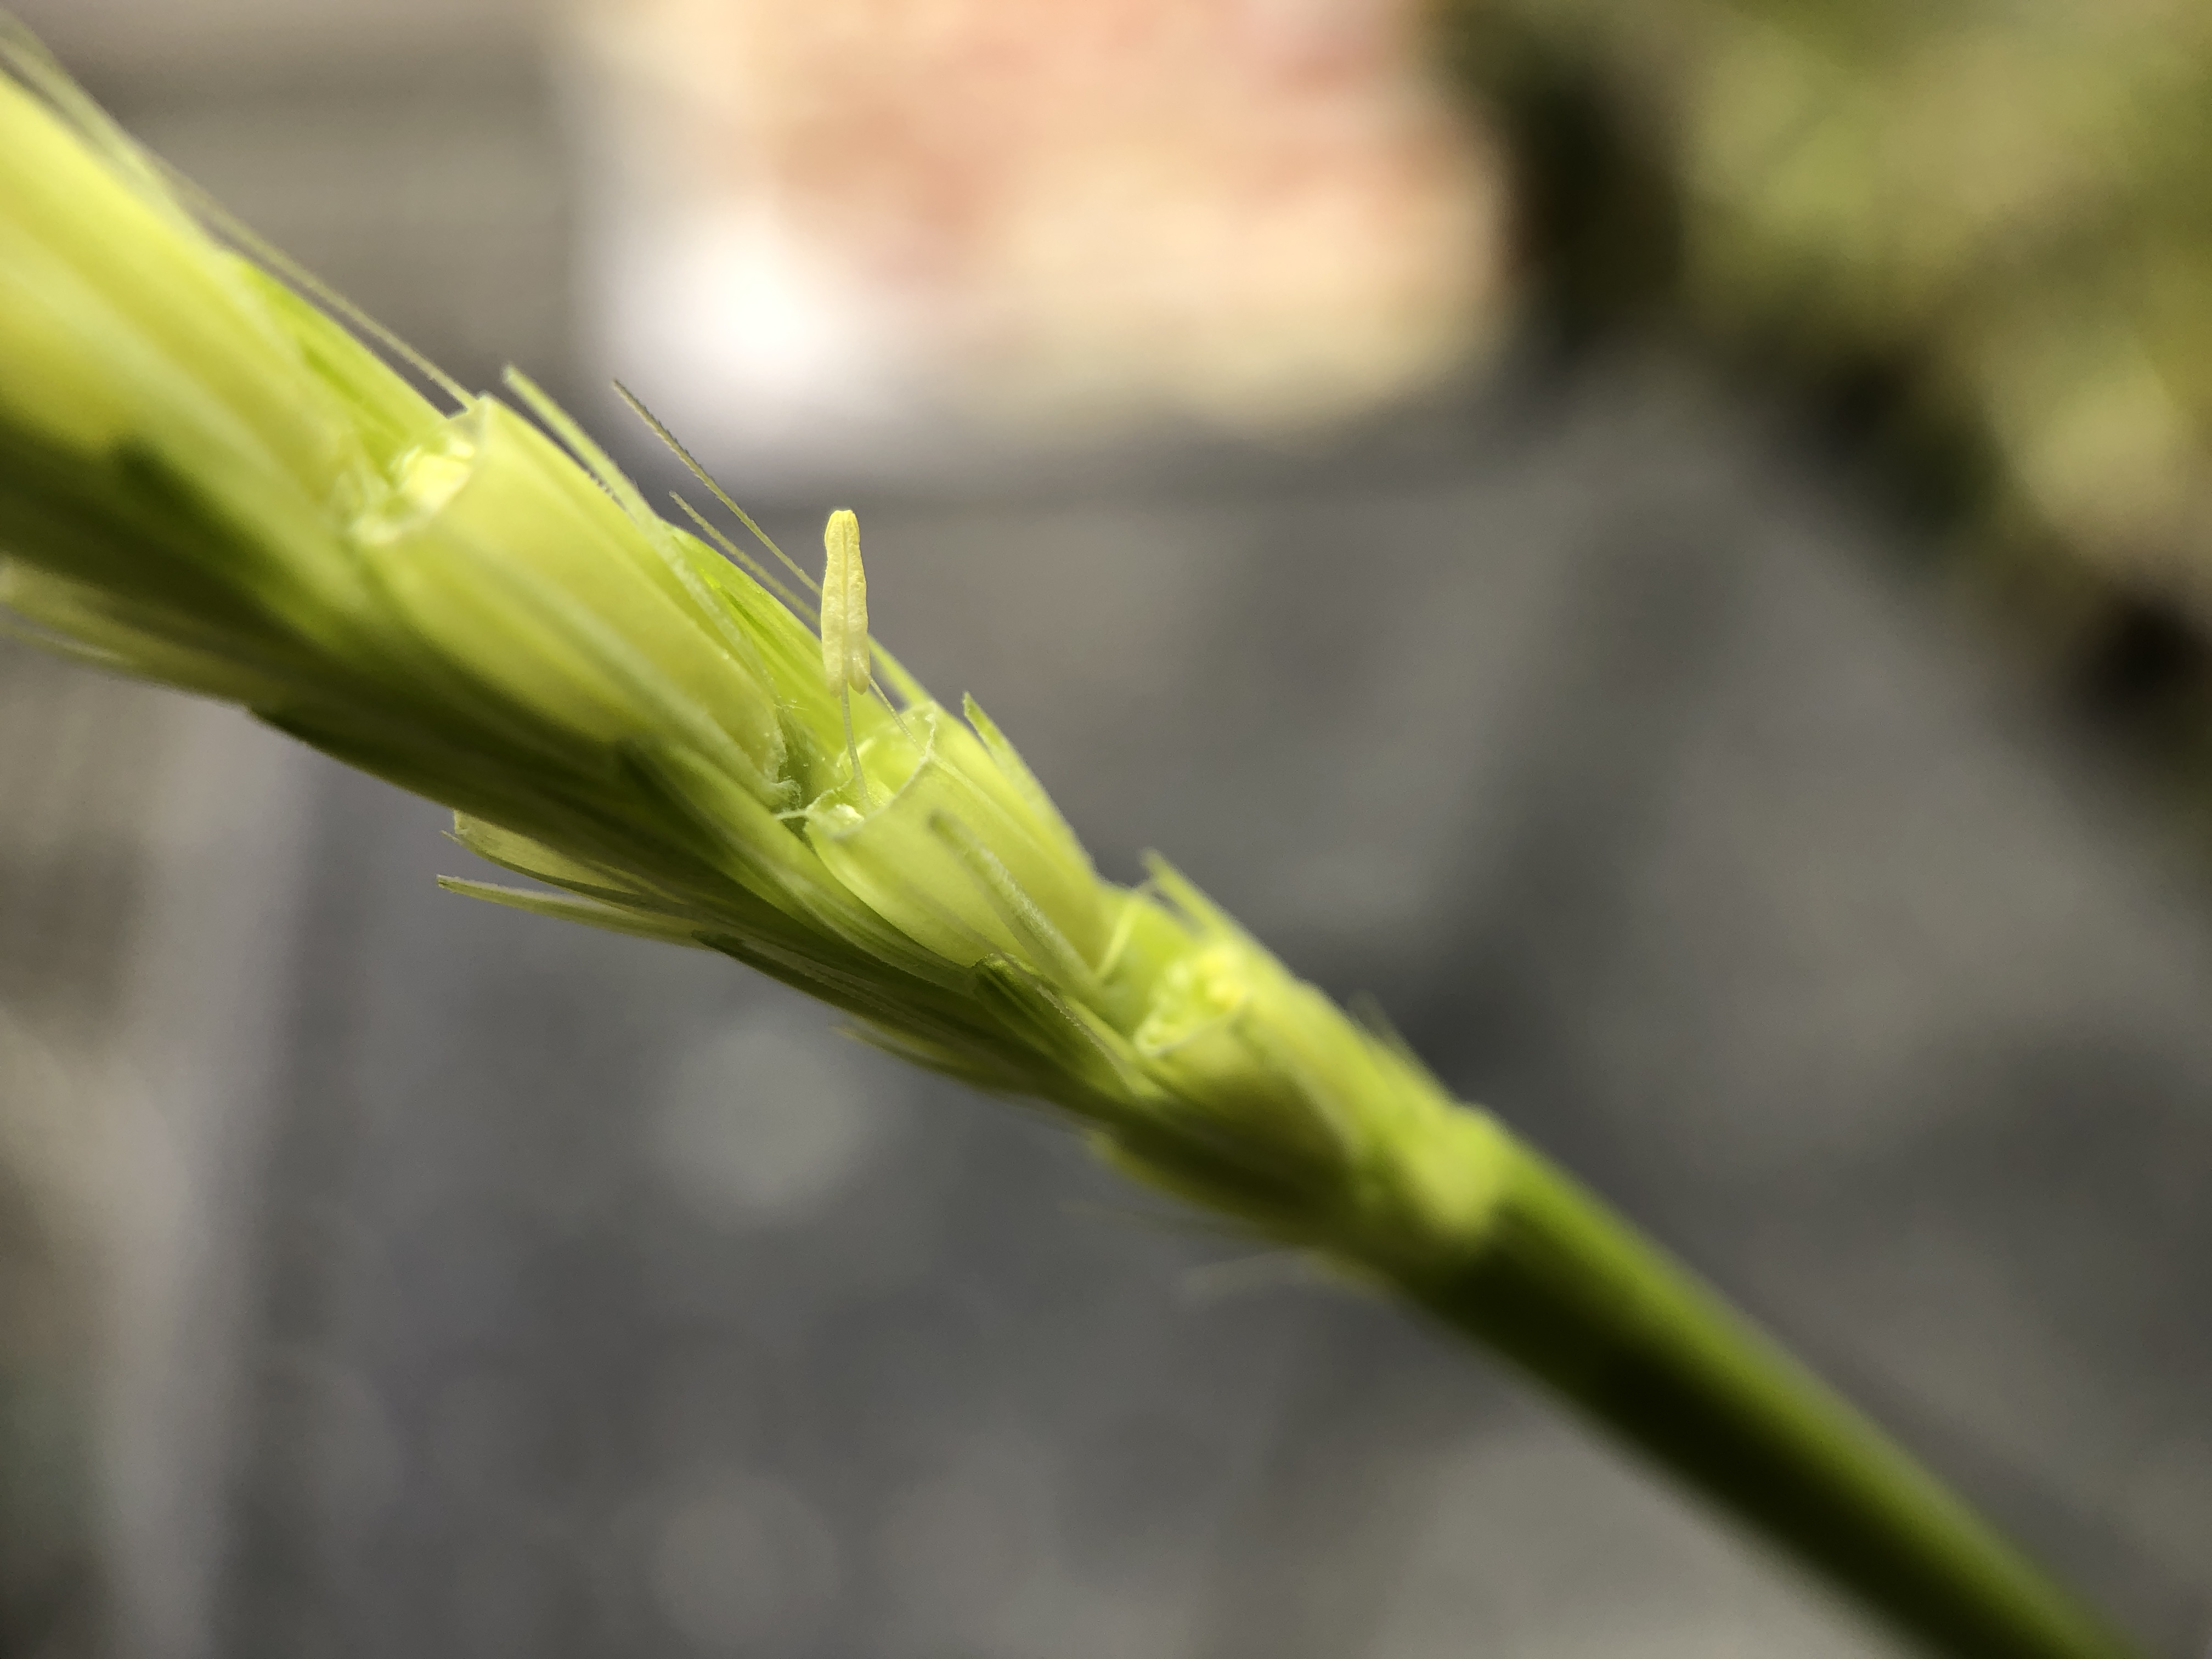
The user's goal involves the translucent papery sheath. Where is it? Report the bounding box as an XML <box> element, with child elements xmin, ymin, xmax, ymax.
<box><xmin>0</xmin><ymin>27</ymin><xmax>2146</xmax><ymax>1659</ymax></box>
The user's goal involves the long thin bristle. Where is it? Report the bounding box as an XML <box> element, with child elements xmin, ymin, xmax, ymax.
<box><xmin>669</xmin><ymin>492</ymin><xmax>818</xmax><ymax>624</ymax></box>
<box><xmin>182</xmin><ymin>172</ymin><xmax>470</xmax><ymax>410</ymax></box>
<box><xmin>612</xmin><ymin>380</ymin><xmax>822</xmax><ymax>597</ymax></box>
<box><xmin>506</xmin><ymin>368</ymin><xmax>656</xmax><ymax>522</ymax></box>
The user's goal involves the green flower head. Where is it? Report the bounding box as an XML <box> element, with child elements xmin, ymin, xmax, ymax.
<box><xmin>0</xmin><ymin>26</ymin><xmax>1499</xmax><ymax>1281</ymax></box>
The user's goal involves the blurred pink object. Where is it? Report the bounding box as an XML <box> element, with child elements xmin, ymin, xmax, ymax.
<box><xmin>574</xmin><ymin>0</ymin><xmax>1509</xmax><ymax>473</ymax></box>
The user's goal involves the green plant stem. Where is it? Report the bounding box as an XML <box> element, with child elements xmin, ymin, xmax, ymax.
<box><xmin>1406</xmin><ymin>1128</ymin><xmax>2138</xmax><ymax>1659</ymax></box>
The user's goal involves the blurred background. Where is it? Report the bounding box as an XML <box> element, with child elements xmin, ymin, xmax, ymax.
<box><xmin>4</xmin><ymin>1</ymin><xmax>2212</xmax><ymax>1656</ymax></box>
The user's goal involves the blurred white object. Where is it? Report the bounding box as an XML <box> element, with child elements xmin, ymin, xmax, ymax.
<box><xmin>571</xmin><ymin>0</ymin><xmax>1510</xmax><ymax>477</ymax></box>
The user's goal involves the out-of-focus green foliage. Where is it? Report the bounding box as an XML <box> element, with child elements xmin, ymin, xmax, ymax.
<box><xmin>1444</xmin><ymin>0</ymin><xmax>2212</xmax><ymax>660</ymax></box>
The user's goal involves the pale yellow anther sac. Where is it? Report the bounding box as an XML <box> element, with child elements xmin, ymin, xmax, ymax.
<box><xmin>821</xmin><ymin>507</ymin><xmax>870</xmax><ymax>695</ymax></box>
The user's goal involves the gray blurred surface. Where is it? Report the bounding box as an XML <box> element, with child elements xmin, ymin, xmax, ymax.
<box><xmin>0</xmin><ymin>641</ymin><xmax>318</xmax><ymax>1659</ymax></box>
<box><xmin>1</xmin><ymin>13</ymin><xmax>2209</xmax><ymax>1659</ymax></box>
<box><xmin>212</xmin><ymin>360</ymin><xmax>2212</xmax><ymax>1658</ymax></box>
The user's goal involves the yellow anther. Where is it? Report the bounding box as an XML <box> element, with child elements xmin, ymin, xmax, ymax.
<box><xmin>822</xmin><ymin>507</ymin><xmax>873</xmax><ymax>799</ymax></box>
<box><xmin>821</xmin><ymin>507</ymin><xmax>870</xmax><ymax>695</ymax></box>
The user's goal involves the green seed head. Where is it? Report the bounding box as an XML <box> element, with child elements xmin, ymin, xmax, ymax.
<box><xmin>0</xmin><ymin>33</ymin><xmax>1508</xmax><ymax>1275</ymax></box>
